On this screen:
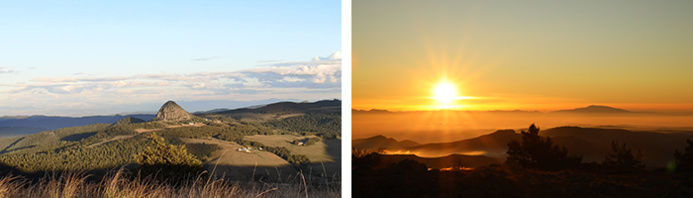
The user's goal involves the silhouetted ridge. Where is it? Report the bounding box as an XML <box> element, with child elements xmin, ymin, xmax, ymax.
<box><xmin>408</xmin><ymin>129</ymin><xmax>520</xmax><ymax>158</ymax></box>
<box><xmin>553</xmin><ymin>105</ymin><xmax>631</xmax><ymax>113</ymax></box>
<box><xmin>353</xmin><ymin>135</ymin><xmax>420</xmax><ymax>150</ymax></box>
<box><xmin>377</xmin><ymin>153</ymin><xmax>499</xmax><ymax>169</ymax></box>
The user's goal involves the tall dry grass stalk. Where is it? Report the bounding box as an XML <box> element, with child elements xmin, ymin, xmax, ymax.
<box><xmin>0</xmin><ymin>174</ymin><xmax>24</xmax><ymax>198</ymax></box>
<box><xmin>0</xmin><ymin>167</ymin><xmax>340</xmax><ymax>198</ymax></box>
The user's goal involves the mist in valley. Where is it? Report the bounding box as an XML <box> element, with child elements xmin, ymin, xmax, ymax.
<box><xmin>354</xmin><ymin>110</ymin><xmax>693</xmax><ymax>144</ymax></box>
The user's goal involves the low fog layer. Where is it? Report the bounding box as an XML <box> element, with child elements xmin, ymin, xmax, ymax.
<box><xmin>353</xmin><ymin>111</ymin><xmax>693</xmax><ymax>144</ymax></box>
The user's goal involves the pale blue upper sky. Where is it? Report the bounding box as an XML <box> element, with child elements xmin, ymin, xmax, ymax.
<box><xmin>0</xmin><ymin>1</ymin><xmax>341</xmax><ymax>116</ymax></box>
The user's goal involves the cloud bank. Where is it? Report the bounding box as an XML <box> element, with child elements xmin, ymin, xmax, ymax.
<box><xmin>0</xmin><ymin>53</ymin><xmax>341</xmax><ymax>116</ymax></box>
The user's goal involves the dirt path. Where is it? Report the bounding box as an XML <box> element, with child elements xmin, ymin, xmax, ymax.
<box><xmin>134</xmin><ymin>123</ymin><xmax>207</xmax><ymax>133</ymax></box>
<box><xmin>134</xmin><ymin>128</ymin><xmax>160</xmax><ymax>133</ymax></box>
<box><xmin>87</xmin><ymin>135</ymin><xmax>135</xmax><ymax>148</ymax></box>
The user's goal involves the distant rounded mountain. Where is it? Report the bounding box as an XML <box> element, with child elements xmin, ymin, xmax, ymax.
<box><xmin>552</xmin><ymin>105</ymin><xmax>631</xmax><ymax>113</ymax></box>
<box><xmin>113</xmin><ymin>117</ymin><xmax>145</xmax><ymax>126</ymax></box>
<box><xmin>153</xmin><ymin>101</ymin><xmax>193</xmax><ymax>121</ymax></box>
<box><xmin>353</xmin><ymin>135</ymin><xmax>420</xmax><ymax>150</ymax></box>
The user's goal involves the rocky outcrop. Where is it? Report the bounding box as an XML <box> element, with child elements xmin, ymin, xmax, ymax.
<box><xmin>153</xmin><ymin>101</ymin><xmax>193</xmax><ymax>121</ymax></box>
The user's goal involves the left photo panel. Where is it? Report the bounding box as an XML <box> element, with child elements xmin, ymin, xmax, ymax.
<box><xmin>0</xmin><ymin>1</ymin><xmax>342</xmax><ymax>197</ymax></box>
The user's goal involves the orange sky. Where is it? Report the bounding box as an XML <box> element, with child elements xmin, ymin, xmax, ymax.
<box><xmin>353</xmin><ymin>1</ymin><xmax>693</xmax><ymax>113</ymax></box>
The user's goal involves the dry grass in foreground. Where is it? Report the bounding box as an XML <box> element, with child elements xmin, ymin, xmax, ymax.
<box><xmin>0</xmin><ymin>168</ymin><xmax>340</xmax><ymax>198</ymax></box>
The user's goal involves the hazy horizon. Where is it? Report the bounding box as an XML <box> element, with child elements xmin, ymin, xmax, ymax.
<box><xmin>0</xmin><ymin>98</ymin><xmax>341</xmax><ymax>118</ymax></box>
<box><xmin>354</xmin><ymin>110</ymin><xmax>693</xmax><ymax>144</ymax></box>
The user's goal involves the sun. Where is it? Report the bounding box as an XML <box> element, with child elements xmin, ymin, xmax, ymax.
<box><xmin>432</xmin><ymin>81</ymin><xmax>458</xmax><ymax>105</ymax></box>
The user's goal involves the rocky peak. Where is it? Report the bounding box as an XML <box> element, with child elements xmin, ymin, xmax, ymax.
<box><xmin>153</xmin><ymin>101</ymin><xmax>192</xmax><ymax>121</ymax></box>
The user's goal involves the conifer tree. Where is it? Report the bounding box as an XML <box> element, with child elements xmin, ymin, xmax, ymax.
<box><xmin>133</xmin><ymin>133</ymin><xmax>205</xmax><ymax>184</ymax></box>
<box><xmin>507</xmin><ymin>124</ymin><xmax>582</xmax><ymax>170</ymax></box>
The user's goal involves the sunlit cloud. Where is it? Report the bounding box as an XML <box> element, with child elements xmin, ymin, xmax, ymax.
<box><xmin>0</xmin><ymin>53</ymin><xmax>341</xmax><ymax>116</ymax></box>
<box><xmin>278</xmin><ymin>76</ymin><xmax>305</xmax><ymax>83</ymax></box>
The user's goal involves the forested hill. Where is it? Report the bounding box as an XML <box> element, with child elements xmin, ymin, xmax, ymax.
<box><xmin>216</xmin><ymin>99</ymin><xmax>341</xmax><ymax>114</ymax></box>
<box><xmin>0</xmin><ymin>99</ymin><xmax>341</xmax><ymax>138</ymax></box>
<box><xmin>0</xmin><ymin>99</ymin><xmax>342</xmax><ymax>177</ymax></box>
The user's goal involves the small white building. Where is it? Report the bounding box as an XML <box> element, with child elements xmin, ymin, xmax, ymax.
<box><xmin>237</xmin><ymin>147</ymin><xmax>251</xmax><ymax>153</ymax></box>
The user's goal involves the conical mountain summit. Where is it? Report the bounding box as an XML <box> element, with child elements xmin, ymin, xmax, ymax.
<box><xmin>153</xmin><ymin>101</ymin><xmax>193</xmax><ymax>121</ymax></box>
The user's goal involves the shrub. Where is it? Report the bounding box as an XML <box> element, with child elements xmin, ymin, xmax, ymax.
<box><xmin>674</xmin><ymin>139</ymin><xmax>693</xmax><ymax>172</ymax></box>
<box><xmin>602</xmin><ymin>141</ymin><xmax>644</xmax><ymax>172</ymax></box>
<box><xmin>133</xmin><ymin>133</ymin><xmax>206</xmax><ymax>185</ymax></box>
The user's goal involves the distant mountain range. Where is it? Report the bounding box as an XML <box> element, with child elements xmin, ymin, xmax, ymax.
<box><xmin>354</xmin><ymin>126</ymin><xmax>693</xmax><ymax>168</ymax></box>
<box><xmin>0</xmin><ymin>114</ymin><xmax>155</xmax><ymax>137</ymax></box>
<box><xmin>552</xmin><ymin>105</ymin><xmax>632</xmax><ymax>113</ymax></box>
<box><xmin>0</xmin><ymin>99</ymin><xmax>341</xmax><ymax>138</ymax></box>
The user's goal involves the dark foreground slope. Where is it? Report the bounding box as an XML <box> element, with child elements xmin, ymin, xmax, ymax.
<box><xmin>354</xmin><ymin>154</ymin><xmax>693</xmax><ymax>198</ymax></box>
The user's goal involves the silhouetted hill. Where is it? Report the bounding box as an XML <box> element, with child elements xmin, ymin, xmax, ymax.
<box><xmin>378</xmin><ymin>153</ymin><xmax>499</xmax><ymax>169</ymax></box>
<box><xmin>367</xmin><ymin>126</ymin><xmax>693</xmax><ymax>168</ymax></box>
<box><xmin>218</xmin><ymin>99</ymin><xmax>340</xmax><ymax>115</ymax></box>
<box><xmin>553</xmin><ymin>105</ymin><xmax>631</xmax><ymax>113</ymax></box>
<box><xmin>542</xmin><ymin>126</ymin><xmax>693</xmax><ymax>167</ymax></box>
<box><xmin>408</xmin><ymin>130</ymin><xmax>520</xmax><ymax>159</ymax></box>
<box><xmin>549</xmin><ymin>136</ymin><xmax>609</xmax><ymax>163</ymax></box>
<box><xmin>353</xmin><ymin>135</ymin><xmax>420</xmax><ymax>150</ymax></box>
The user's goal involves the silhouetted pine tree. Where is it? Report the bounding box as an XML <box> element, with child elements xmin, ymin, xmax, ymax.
<box><xmin>674</xmin><ymin>139</ymin><xmax>693</xmax><ymax>172</ymax></box>
<box><xmin>602</xmin><ymin>141</ymin><xmax>644</xmax><ymax>173</ymax></box>
<box><xmin>506</xmin><ymin>124</ymin><xmax>582</xmax><ymax>170</ymax></box>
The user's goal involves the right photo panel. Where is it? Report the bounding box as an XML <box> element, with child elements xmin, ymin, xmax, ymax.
<box><xmin>352</xmin><ymin>1</ymin><xmax>693</xmax><ymax>197</ymax></box>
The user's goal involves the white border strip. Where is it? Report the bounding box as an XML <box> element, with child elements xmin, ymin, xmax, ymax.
<box><xmin>341</xmin><ymin>0</ymin><xmax>352</xmax><ymax>197</ymax></box>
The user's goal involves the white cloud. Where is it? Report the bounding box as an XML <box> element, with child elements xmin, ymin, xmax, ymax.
<box><xmin>0</xmin><ymin>67</ymin><xmax>18</xmax><ymax>74</ymax></box>
<box><xmin>192</xmin><ymin>83</ymin><xmax>205</xmax><ymax>89</ymax></box>
<box><xmin>240</xmin><ymin>77</ymin><xmax>265</xmax><ymax>88</ymax></box>
<box><xmin>0</xmin><ymin>53</ymin><xmax>342</xmax><ymax>116</ymax></box>
<box><xmin>278</xmin><ymin>76</ymin><xmax>306</xmax><ymax>82</ymax></box>
<box><xmin>312</xmin><ymin>51</ymin><xmax>341</xmax><ymax>61</ymax></box>
<box><xmin>249</xmin><ymin>52</ymin><xmax>341</xmax><ymax>84</ymax></box>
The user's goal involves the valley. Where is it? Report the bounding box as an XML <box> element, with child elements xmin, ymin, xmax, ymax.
<box><xmin>0</xmin><ymin>99</ymin><xmax>342</xmax><ymax>185</ymax></box>
<box><xmin>354</xmin><ymin>125</ymin><xmax>693</xmax><ymax>168</ymax></box>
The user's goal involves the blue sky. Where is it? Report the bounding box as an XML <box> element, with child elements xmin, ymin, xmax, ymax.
<box><xmin>0</xmin><ymin>1</ymin><xmax>341</xmax><ymax>116</ymax></box>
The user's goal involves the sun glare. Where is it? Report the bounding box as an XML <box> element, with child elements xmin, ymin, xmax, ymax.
<box><xmin>433</xmin><ymin>82</ymin><xmax>457</xmax><ymax>104</ymax></box>
<box><xmin>431</xmin><ymin>80</ymin><xmax>465</xmax><ymax>110</ymax></box>
<box><xmin>429</xmin><ymin>79</ymin><xmax>474</xmax><ymax>110</ymax></box>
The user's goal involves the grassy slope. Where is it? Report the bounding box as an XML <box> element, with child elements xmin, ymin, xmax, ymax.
<box><xmin>244</xmin><ymin>135</ymin><xmax>334</xmax><ymax>162</ymax></box>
